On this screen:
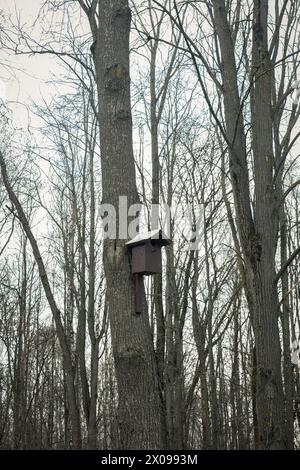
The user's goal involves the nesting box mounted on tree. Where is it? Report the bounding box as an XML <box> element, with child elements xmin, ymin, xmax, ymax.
<box><xmin>125</xmin><ymin>229</ymin><xmax>171</xmax><ymax>313</ymax></box>
<box><xmin>126</xmin><ymin>229</ymin><xmax>171</xmax><ymax>275</ymax></box>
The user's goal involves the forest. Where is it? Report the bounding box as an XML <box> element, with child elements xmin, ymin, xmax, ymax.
<box><xmin>0</xmin><ymin>0</ymin><xmax>300</xmax><ymax>451</ymax></box>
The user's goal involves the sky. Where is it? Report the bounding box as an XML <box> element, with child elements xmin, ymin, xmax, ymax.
<box><xmin>0</xmin><ymin>0</ymin><xmax>62</xmax><ymax>127</ymax></box>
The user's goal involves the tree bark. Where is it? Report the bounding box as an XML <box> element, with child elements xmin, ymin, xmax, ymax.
<box><xmin>211</xmin><ymin>0</ymin><xmax>286</xmax><ymax>449</ymax></box>
<box><xmin>89</xmin><ymin>0</ymin><xmax>164</xmax><ymax>449</ymax></box>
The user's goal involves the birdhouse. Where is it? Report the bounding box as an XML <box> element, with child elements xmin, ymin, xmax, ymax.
<box><xmin>126</xmin><ymin>229</ymin><xmax>171</xmax><ymax>313</ymax></box>
<box><xmin>125</xmin><ymin>229</ymin><xmax>171</xmax><ymax>275</ymax></box>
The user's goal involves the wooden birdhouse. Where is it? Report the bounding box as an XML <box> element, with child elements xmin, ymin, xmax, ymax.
<box><xmin>125</xmin><ymin>229</ymin><xmax>171</xmax><ymax>312</ymax></box>
<box><xmin>126</xmin><ymin>229</ymin><xmax>171</xmax><ymax>275</ymax></box>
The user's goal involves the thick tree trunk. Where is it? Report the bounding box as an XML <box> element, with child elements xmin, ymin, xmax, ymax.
<box><xmin>91</xmin><ymin>0</ymin><xmax>164</xmax><ymax>449</ymax></box>
<box><xmin>250</xmin><ymin>0</ymin><xmax>285</xmax><ymax>449</ymax></box>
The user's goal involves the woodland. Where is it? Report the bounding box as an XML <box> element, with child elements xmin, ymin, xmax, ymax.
<box><xmin>0</xmin><ymin>0</ymin><xmax>300</xmax><ymax>450</ymax></box>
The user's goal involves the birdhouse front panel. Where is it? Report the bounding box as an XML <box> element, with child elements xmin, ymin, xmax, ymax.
<box><xmin>131</xmin><ymin>241</ymin><xmax>162</xmax><ymax>275</ymax></box>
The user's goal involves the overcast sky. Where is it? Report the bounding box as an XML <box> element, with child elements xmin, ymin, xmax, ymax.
<box><xmin>0</xmin><ymin>0</ymin><xmax>60</xmax><ymax>127</ymax></box>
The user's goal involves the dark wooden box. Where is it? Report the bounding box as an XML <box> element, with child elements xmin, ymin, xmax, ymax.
<box><xmin>131</xmin><ymin>241</ymin><xmax>162</xmax><ymax>275</ymax></box>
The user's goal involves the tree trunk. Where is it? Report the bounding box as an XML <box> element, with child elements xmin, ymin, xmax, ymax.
<box><xmin>212</xmin><ymin>0</ymin><xmax>286</xmax><ymax>449</ymax></box>
<box><xmin>91</xmin><ymin>0</ymin><xmax>164</xmax><ymax>449</ymax></box>
<box><xmin>250</xmin><ymin>0</ymin><xmax>285</xmax><ymax>449</ymax></box>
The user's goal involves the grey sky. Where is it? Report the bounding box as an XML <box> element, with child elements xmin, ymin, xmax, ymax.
<box><xmin>0</xmin><ymin>0</ymin><xmax>58</xmax><ymax>126</ymax></box>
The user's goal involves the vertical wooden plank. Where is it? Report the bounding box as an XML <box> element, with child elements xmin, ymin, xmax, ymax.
<box><xmin>134</xmin><ymin>274</ymin><xmax>143</xmax><ymax>313</ymax></box>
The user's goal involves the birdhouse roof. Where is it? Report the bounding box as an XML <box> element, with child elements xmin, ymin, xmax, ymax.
<box><xmin>125</xmin><ymin>229</ymin><xmax>171</xmax><ymax>248</ymax></box>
